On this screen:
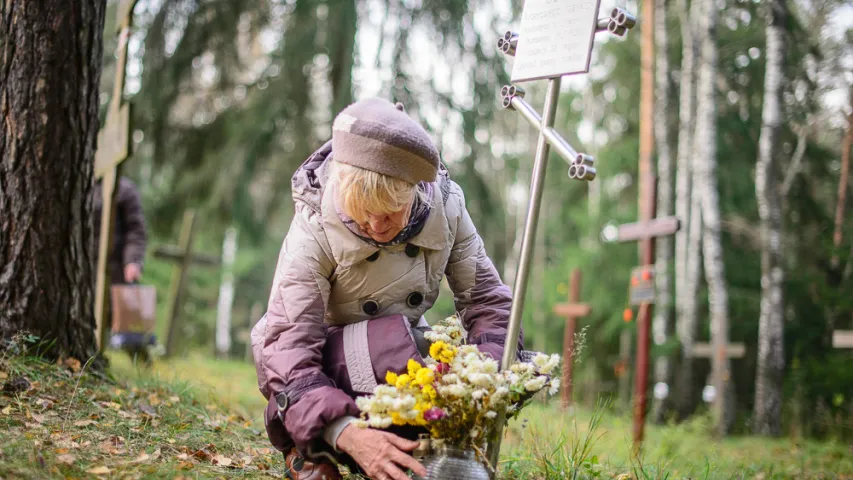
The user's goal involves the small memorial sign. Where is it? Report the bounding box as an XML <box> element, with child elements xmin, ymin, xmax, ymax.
<box><xmin>511</xmin><ymin>0</ymin><xmax>602</xmax><ymax>82</ymax></box>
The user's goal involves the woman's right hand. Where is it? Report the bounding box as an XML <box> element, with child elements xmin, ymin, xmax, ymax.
<box><xmin>336</xmin><ymin>424</ymin><xmax>427</xmax><ymax>480</ymax></box>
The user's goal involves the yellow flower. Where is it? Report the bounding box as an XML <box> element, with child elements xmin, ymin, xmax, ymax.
<box><xmin>422</xmin><ymin>384</ymin><xmax>437</xmax><ymax>400</ymax></box>
<box><xmin>429</xmin><ymin>341</ymin><xmax>456</xmax><ymax>363</ymax></box>
<box><xmin>407</xmin><ymin>359</ymin><xmax>422</xmax><ymax>376</ymax></box>
<box><xmin>391</xmin><ymin>412</ymin><xmax>406</xmax><ymax>426</ymax></box>
<box><xmin>385</xmin><ymin>371</ymin><xmax>398</xmax><ymax>385</ymax></box>
<box><xmin>414</xmin><ymin>367</ymin><xmax>435</xmax><ymax>386</ymax></box>
<box><xmin>395</xmin><ymin>374</ymin><xmax>411</xmax><ymax>389</ymax></box>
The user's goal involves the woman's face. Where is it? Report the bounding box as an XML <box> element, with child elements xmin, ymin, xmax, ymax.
<box><xmin>359</xmin><ymin>206</ymin><xmax>411</xmax><ymax>243</ymax></box>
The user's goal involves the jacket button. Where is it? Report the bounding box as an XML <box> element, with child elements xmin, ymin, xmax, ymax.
<box><xmin>405</xmin><ymin>244</ymin><xmax>420</xmax><ymax>258</ymax></box>
<box><xmin>406</xmin><ymin>292</ymin><xmax>424</xmax><ymax>308</ymax></box>
<box><xmin>366</xmin><ymin>251</ymin><xmax>380</xmax><ymax>262</ymax></box>
<box><xmin>362</xmin><ymin>300</ymin><xmax>380</xmax><ymax>315</ymax></box>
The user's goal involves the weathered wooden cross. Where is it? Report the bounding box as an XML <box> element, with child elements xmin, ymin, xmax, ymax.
<box><xmin>553</xmin><ymin>268</ymin><xmax>592</xmax><ymax>408</ymax></box>
<box><xmin>155</xmin><ymin>210</ymin><xmax>220</xmax><ymax>357</ymax></box>
<box><xmin>486</xmin><ymin>0</ymin><xmax>637</xmax><ymax>470</ymax></box>
<box><xmin>833</xmin><ymin>330</ymin><xmax>853</xmax><ymax>350</ymax></box>
<box><xmin>94</xmin><ymin>0</ymin><xmax>140</xmax><ymax>352</ymax></box>
<box><xmin>602</xmin><ymin>179</ymin><xmax>680</xmax><ymax>447</ymax></box>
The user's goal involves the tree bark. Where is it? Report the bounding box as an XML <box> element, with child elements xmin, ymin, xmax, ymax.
<box><xmin>652</xmin><ymin>0</ymin><xmax>674</xmax><ymax>424</ymax></box>
<box><xmin>753</xmin><ymin>0</ymin><xmax>787</xmax><ymax>436</ymax></box>
<box><xmin>0</xmin><ymin>0</ymin><xmax>106</xmax><ymax>360</ymax></box>
<box><xmin>327</xmin><ymin>0</ymin><xmax>357</xmax><ymax>115</ymax></box>
<box><xmin>674</xmin><ymin>0</ymin><xmax>700</xmax><ymax>420</ymax></box>
<box><xmin>694</xmin><ymin>0</ymin><xmax>733</xmax><ymax>435</ymax></box>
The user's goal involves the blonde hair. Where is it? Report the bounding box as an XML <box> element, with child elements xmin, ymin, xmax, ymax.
<box><xmin>328</xmin><ymin>160</ymin><xmax>430</xmax><ymax>225</ymax></box>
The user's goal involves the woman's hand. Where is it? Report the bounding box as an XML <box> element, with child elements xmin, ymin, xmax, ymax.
<box><xmin>336</xmin><ymin>424</ymin><xmax>427</xmax><ymax>480</ymax></box>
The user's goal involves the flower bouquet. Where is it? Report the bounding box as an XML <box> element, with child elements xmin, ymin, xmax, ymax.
<box><xmin>352</xmin><ymin>315</ymin><xmax>561</xmax><ymax>478</ymax></box>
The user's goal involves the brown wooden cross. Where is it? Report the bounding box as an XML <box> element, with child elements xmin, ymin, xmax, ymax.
<box><xmin>94</xmin><ymin>0</ymin><xmax>140</xmax><ymax>352</ymax></box>
<box><xmin>156</xmin><ymin>210</ymin><xmax>220</xmax><ymax>357</ymax></box>
<box><xmin>552</xmin><ymin>268</ymin><xmax>592</xmax><ymax>409</ymax></box>
<box><xmin>833</xmin><ymin>330</ymin><xmax>853</xmax><ymax>350</ymax></box>
<box><xmin>602</xmin><ymin>176</ymin><xmax>680</xmax><ymax>446</ymax></box>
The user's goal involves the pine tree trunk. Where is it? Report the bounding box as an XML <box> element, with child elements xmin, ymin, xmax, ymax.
<box><xmin>328</xmin><ymin>0</ymin><xmax>357</xmax><ymax>115</ymax></box>
<box><xmin>674</xmin><ymin>0</ymin><xmax>699</xmax><ymax>420</ymax></box>
<box><xmin>652</xmin><ymin>0</ymin><xmax>674</xmax><ymax>424</ymax></box>
<box><xmin>0</xmin><ymin>0</ymin><xmax>106</xmax><ymax>360</ymax></box>
<box><xmin>694</xmin><ymin>0</ymin><xmax>734</xmax><ymax>435</ymax></box>
<box><xmin>752</xmin><ymin>0</ymin><xmax>787</xmax><ymax>437</ymax></box>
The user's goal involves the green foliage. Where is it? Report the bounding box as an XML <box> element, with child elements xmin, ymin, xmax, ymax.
<box><xmin>106</xmin><ymin>0</ymin><xmax>853</xmax><ymax>440</ymax></box>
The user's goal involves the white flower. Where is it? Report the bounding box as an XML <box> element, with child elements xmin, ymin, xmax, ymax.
<box><xmin>524</xmin><ymin>376</ymin><xmax>547</xmax><ymax>392</ymax></box>
<box><xmin>533</xmin><ymin>353</ymin><xmax>561</xmax><ymax>375</ymax></box>
<box><xmin>485</xmin><ymin>411</ymin><xmax>497</xmax><ymax>419</ymax></box>
<box><xmin>439</xmin><ymin>384</ymin><xmax>467</xmax><ymax>397</ymax></box>
<box><xmin>548</xmin><ymin>378</ymin><xmax>561</xmax><ymax>396</ymax></box>
<box><xmin>443</xmin><ymin>374</ymin><xmax>460</xmax><ymax>384</ymax></box>
<box><xmin>482</xmin><ymin>359</ymin><xmax>499</xmax><ymax>374</ymax></box>
<box><xmin>352</xmin><ymin>419</ymin><xmax>369</xmax><ymax>428</ymax></box>
<box><xmin>471</xmin><ymin>389</ymin><xmax>487</xmax><ymax>400</ymax></box>
<box><xmin>368</xmin><ymin>416</ymin><xmax>392</xmax><ymax>428</ymax></box>
<box><xmin>470</xmin><ymin>428</ymin><xmax>480</xmax><ymax>439</ymax></box>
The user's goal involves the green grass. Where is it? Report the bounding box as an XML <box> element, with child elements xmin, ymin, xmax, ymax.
<box><xmin>0</xmin><ymin>353</ymin><xmax>279</xmax><ymax>479</ymax></box>
<box><xmin>2</xmin><ymin>351</ymin><xmax>852</xmax><ymax>479</ymax></box>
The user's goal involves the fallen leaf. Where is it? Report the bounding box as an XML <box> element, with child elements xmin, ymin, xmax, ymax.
<box><xmin>56</xmin><ymin>454</ymin><xmax>77</xmax><ymax>465</ymax></box>
<box><xmin>74</xmin><ymin>419</ymin><xmax>97</xmax><ymax>427</ymax></box>
<box><xmin>25</xmin><ymin>422</ymin><xmax>43</xmax><ymax>429</ymax></box>
<box><xmin>239</xmin><ymin>455</ymin><xmax>253</xmax><ymax>466</ymax></box>
<box><xmin>177</xmin><ymin>460</ymin><xmax>194</xmax><ymax>470</ymax></box>
<box><xmin>168</xmin><ymin>396</ymin><xmax>180</xmax><ymax>403</ymax></box>
<box><xmin>31</xmin><ymin>413</ymin><xmax>46</xmax><ymax>424</ymax></box>
<box><xmin>34</xmin><ymin>398</ymin><xmax>54</xmax><ymax>410</ymax></box>
<box><xmin>1</xmin><ymin>405</ymin><xmax>12</xmax><ymax>415</ymax></box>
<box><xmin>87</xmin><ymin>466</ymin><xmax>111</xmax><ymax>475</ymax></box>
<box><xmin>138</xmin><ymin>404</ymin><xmax>157</xmax><ymax>417</ymax></box>
<box><xmin>63</xmin><ymin>358</ymin><xmax>82</xmax><ymax>373</ymax></box>
<box><xmin>129</xmin><ymin>452</ymin><xmax>151</xmax><ymax>464</ymax></box>
<box><xmin>212</xmin><ymin>454</ymin><xmax>232</xmax><ymax>467</ymax></box>
<box><xmin>0</xmin><ymin>371</ymin><xmax>8</xmax><ymax>380</ymax></box>
<box><xmin>3</xmin><ymin>376</ymin><xmax>31</xmax><ymax>393</ymax></box>
<box><xmin>176</xmin><ymin>453</ymin><xmax>189</xmax><ymax>461</ymax></box>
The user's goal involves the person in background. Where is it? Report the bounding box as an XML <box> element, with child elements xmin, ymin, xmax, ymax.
<box><xmin>93</xmin><ymin>177</ymin><xmax>150</xmax><ymax>362</ymax></box>
<box><xmin>93</xmin><ymin>177</ymin><xmax>147</xmax><ymax>285</ymax></box>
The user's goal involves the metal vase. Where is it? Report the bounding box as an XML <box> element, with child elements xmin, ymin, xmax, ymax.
<box><xmin>413</xmin><ymin>446</ymin><xmax>491</xmax><ymax>480</ymax></box>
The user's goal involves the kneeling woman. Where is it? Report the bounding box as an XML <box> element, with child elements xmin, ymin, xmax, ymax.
<box><xmin>251</xmin><ymin>98</ymin><xmax>521</xmax><ymax>480</ymax></box>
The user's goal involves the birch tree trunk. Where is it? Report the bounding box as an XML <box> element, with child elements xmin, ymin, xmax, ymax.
<box><xmin>652</xmin><ymin>0</ymin><xmax>675</xmax><ymax>424</ymax></box>
<box><xmin>753</xmin><ymin>0</ymin><xmax>787</xmax><ymax>436</ymax></box>
<box><xmin>694</xmin><ymin>0</ymin><xmax>734</xmax><ymax>435</ymax></box>
<box><xmin>674</xmin><ymin>0</ymin><xmax>700</xmax><ymax>420</ymax></box>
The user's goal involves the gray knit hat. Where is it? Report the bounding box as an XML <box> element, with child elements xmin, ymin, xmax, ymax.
<box><xmin>331</xmin><ymin>98</ymin><xmax>440</xmax><ymax>184</ymax></box>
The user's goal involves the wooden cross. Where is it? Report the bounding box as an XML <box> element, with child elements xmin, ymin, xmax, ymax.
<box><xmin>689</xmin><ymin>342</ymin><xmax>745</xmax><ymax>360</ymax></box>
<box><xmin>156</xmin><ymin>210</ymin><xmax>220</xmax><ymax>357</ymax></box>
<box><xmin>603</xmin><ymin>177</ymin><xmax>680</xmax><ymax>447</ymax></box>
<box><xmin>833</xmin><ymin>330</ymin><xmax>853</xmax><ymax>350</ymax></box>
<box><xmin>552</xmin><ymin>268</ymin><xmax>592</xmax><ymax>408</ymax></box>
<box><xmin>689</xmin><ymin>342</ymin><xmax>745</xmax><ymax>414</ymax></box>
<box><xmin>94</xmin><ymin>0</ymin><xmax>140</xmax><ymax>352</ymax></box>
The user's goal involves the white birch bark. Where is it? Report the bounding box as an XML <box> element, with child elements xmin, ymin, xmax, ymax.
<box><xmin>753</xmin><ymin>0</ymin><xmax>787</xmax><ymax>436</ymax></box>
<box><xmin>652</xmin><ymin>0</ymin><xmax>674</xmax><ymax>424</ymax></box>
<box><xmin>674</xmin><ymin>0</ymin><xmax>700</xmax><ymax>419</ymax></box>
<box><xmin>694</xmin><ymin>0</ymin><xmax>734</xmax><ymax>435</ymax></box>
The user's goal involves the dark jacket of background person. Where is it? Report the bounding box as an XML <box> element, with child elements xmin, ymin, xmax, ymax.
<box><xmin>93</xmin><ymin>177</ymin><xmax>148</xmax><ymax>285</ymax></box>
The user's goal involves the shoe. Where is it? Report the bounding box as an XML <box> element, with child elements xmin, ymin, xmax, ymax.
<box><xmin>284</xmin><ymin>449</ymin><xmax>343</xmax><ymax>480</ymax></box>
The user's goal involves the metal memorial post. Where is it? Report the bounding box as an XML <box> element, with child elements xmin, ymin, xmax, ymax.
<box><xmin>485</xmin><ymin>1</ymin><xmax>636</xmax><ymax>471</ymax></box>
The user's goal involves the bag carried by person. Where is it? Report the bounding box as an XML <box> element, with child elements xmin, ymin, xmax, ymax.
<box><xmin>109</xmin><ymin>285</ymin><xmax>158</xmax><ymax>350</ymax></box>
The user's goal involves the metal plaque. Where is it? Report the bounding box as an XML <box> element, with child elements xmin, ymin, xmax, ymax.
<box><xmin>628</xmin><ymin>266</ymin><xmax>655</xmax><ymax>306</ymax></box>
<box><xmin>511</xmin><ymin>0</ymin><xmax>602</xmax><ymax>82</ymax></box>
